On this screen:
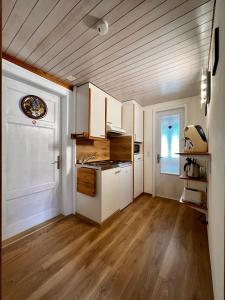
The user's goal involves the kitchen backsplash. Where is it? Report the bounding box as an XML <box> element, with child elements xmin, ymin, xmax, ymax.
<box><xmin>76</xmin><ymin>136</ymin><xmax>132</xmax><ymax>163</ymax></box>
<box><xmin>76</xmin><ymin>140</ymin><xmax>110</xmax><ymax>163</ymax></box>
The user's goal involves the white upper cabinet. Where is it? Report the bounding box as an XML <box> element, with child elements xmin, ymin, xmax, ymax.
<box><xmin>89</xmin><ymin>84</ymin><xmax>106</xmax><ymax>139</ymax></box>
<box><xmin>76</xmin><ymin>83</ymin><xmax>106</xmax><ymax>139</ymax></box>
<box><xmin>76</xmin><ymin>83</ymin><xmax>124</xmax><ymax>139</ymax></box>
<box><xmin>134</xmin><ymin>103</ymin><xmax>143</xmax><ymax>143</ymax></box>
<box><xmin>106</xmin><ymin>95</ymin><xmax>122</xmax><ymax>128</ymax></box>
<box><xmin>122</xmin><ymin>100</ymin><xmax>143</xmax><ymax>143</ymax></box>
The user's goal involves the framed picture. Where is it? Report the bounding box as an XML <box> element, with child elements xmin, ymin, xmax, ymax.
<box><xmin>212</xmin><ymin>27</ymin><xmax>219</xmax><ymax>76</ymax></box>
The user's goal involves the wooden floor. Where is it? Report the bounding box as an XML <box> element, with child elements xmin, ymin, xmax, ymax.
<box><xmin>2</xmin><ymin>195</ymin><xmax>213</xmax><ymax>300</ymax></box>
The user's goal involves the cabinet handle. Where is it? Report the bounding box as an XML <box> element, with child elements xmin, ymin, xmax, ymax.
<box><xmin>115</xmin><ymin>170</ymin><xmax>121</xmax><ymax>174</ymax></box>
<box><xmin>100</xmin><ymin>134</ymin><xmax>105</xmax><ymax>137</ymax></box>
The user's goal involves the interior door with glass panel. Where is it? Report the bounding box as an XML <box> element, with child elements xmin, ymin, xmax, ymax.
<box><xmin>155</xmin><ymin>108</ymin><xmax>184</xmax><ymax>200</ymax></box>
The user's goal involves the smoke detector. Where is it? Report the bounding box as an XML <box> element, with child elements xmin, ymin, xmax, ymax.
<box><xmin>96</xmin><ymin>19</ymin><xmax>108</xmax><ymax>36</ymax></box>
<box><xmin>66</xmin><ymin>75</ymin><xmax>77</xmax><ymax>81</ymax></box>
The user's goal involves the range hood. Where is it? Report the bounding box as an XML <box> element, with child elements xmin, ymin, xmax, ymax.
<box><xmin>106</xmin><ymin>123</ymin><xmax>126</xmax><ymax>135</ymax></box>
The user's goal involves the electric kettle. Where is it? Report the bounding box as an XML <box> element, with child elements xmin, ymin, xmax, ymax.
<box><xmin>184</xmin><ymin>158</ymin><xmax>200</xmax><ymax>178</ymax></box>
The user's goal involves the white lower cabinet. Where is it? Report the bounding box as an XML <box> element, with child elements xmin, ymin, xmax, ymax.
<box><xmin>77</xmin><ymin>165</ymin><xmax>133</xmax><ymax>224</ymax></box>
<box><xmin>101</xmin><ymin>168</ymin><xmax>120</xmax><ymax>222</ymax></box>
<box><xmin>134</xmin><ymin>155</ymin><xmax>143</xmax><ymax>198</ymax></box>
<box><xmin>102</xmin><ymin>165</ymin><xmax>133</xmax><ymax>220</ymax></box>
<box><xmin>119</xmin><ymin>165</ymin><xmax>133</xmax><ymax>210</ymax></box>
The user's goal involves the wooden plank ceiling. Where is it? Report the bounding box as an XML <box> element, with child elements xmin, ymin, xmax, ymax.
<box><xmin>2</xmin><ymin>0</ymin><xmax>213</xmax><ymax>105</ymax></box>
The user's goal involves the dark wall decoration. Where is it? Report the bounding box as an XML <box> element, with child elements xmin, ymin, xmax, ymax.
<box><xmin>212</xmin><ymin>27</ymin><xmax>219</xmax><ymax>76</ymax></box>
<box><xmin>21</xmin><ymin>95</ymin><xmax>48</xmax><ymax>119</ymax></box>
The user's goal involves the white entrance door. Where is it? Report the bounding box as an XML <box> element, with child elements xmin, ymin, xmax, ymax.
<box><xmin>155</xmin><ymin>108</ymin><xmax>184</xmax><ymax>200</ymax></box>
<box><xmin>2</xmin><ymin>77</ymin><xmax>61</xmax><ymax>239</ymax></box>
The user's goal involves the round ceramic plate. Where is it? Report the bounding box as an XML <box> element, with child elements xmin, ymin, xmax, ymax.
<box><xmin>21</xmin><ymin>95</ymin><xmax>47</xmax><ymax>119</ymax></box>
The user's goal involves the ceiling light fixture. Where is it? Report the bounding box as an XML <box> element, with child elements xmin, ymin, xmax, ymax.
<box><xmin>200</xmin><ymin>70</ymin><xmax>210</xmax><ymax>106</ymax></box>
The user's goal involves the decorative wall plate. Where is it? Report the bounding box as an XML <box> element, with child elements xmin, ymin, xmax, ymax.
<box><xmin>21</xmin><ymin>95</ymin><xmax>47</xmax><ymax>119</ymax></box>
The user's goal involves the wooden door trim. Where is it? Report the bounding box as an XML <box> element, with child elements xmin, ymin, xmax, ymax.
<box><xmin>143</xmin><ymin>110</ymin><xmax>145</xmax><ymax>192</ymax></box>
<box><xmin>105</xmin><ymin>97</ymin><xmax>107</xmax><ymax>139</ymax></box>
<box><xmin>88</xmin><ymin>87</ymin><xmax>91</xmax><ymax>139</ymax></box>
<box><xmin>132</xmin><ymin>104</ymin><xmax>135</xmax><ymax>200</ymax></box>
<box><xmin>2</xmin><ymin>53</ymin><xmax>73</xmax><ymax>90</ymax></box>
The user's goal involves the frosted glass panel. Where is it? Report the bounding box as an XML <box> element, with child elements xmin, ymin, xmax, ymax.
<box><xmin>160</xmin><ymin>114</ymin><xmax>180</xmax><ymax>175</ymax></box>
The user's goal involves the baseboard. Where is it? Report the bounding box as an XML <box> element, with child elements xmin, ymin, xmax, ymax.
<box><xmin>2</xmin><ymin>214</ymin><xmax>66</xmax><ymax>248</ymax></box>
<box><xmin>134</xmin><ymin>192</ymin><xmax>146</xmax><ymax>201</ymax></box>
<box><xmin>3</xmin><ymin>208</ymin><xmax>61</xmax><ymax>240</ymax></box>
<box><xmin>101</xmin><ymin>210</ymin><xmax>120</xmax><ymax>227</ymax></box>
<box><xmin>155</xmin><ymin>194</ymin><xmax>179</xmax><ymax>201</ymax></box>
<box><xmin>142</xmin><ymin>192</ymin><xmax>152</xmax><ymax>196</ymax></box>
<box><xmin>75</xmin><ymin>213</ymin><xmax>101</xmax><ymax>227</ymax></box>
<box><xmin>75</xmin><ymin>210</ymin><xmax>121</xmax><ymax>228</ymax></box>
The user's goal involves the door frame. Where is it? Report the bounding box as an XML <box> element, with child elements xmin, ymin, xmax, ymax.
<box><xmin>2</xmin><ymin>59</ymin><xmax>75</xmax><ymax>237</ymax></box>
<box><xmin>152</xmin><ymin>103</ymin><xmax>187</xmax><ymax>197</ymax></box>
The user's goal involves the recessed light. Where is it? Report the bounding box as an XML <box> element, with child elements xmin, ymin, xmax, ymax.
<box><xmin>66</xmin><ymin>75</ymin><xmax>77</xmax><ymax>81</ymax></box>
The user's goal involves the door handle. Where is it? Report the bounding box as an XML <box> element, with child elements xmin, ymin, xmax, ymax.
<box><xmin>156</xmin><ymin>154</ymin><xmax>162</xmax><ymax>164</ymax></box>
<box><xmin>51</xmin><ymin>155</ymin><xmax>60</xmax><ymax>169</ymax></box>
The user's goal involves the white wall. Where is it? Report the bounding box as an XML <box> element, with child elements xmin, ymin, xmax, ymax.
<box><xmin>144</xmin><ymin>95</ymin><xmax>206</xmax><ymax>194</ymax></box>
<box><xmin>207</xmin><ymin>0</ymin><xmax>225</xmax><ymax>298</ymax></box>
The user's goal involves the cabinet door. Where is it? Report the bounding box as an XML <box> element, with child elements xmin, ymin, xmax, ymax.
<box><xmin>101</xmin><ymin>168</ymin><xmax>120</xmax><ymax>221</ymax></box>
<box><xmin>120</xmin><ymin>166</ymin><xmax>133</xmax><ymax>210</ymax></box>
<box><xmin>134</xmin><ymin>104</ymin><xmax>143</xmax><ymax>142</ymax></box>
<box><xmin>139</xmin><ymin>106</ymin><xmax>143</xmax><ymax>143</ymax></box>
<box><xmin>134</xmin><ymin>161</ymin><xmax>139</xmax><ymax>198</ymax></box>
<box><xmin>134</xmin><ymin>104</ymin><xmax>139</xmax><ymax>142</ymax></box>
<box><xmin>134</xmin><ymin>104</ymin><xmax>143</xmax><ymax>143</ymax></box>
<box><xmin>134</xmin><ymin>158</ymin><xmax>143</xmax><ymax>198</ymax></box>
<box><xmin>138</xmin><ymin>158</ymin><xmax>143</xmax><ymax>195</ymax></box>
<box><xmin>107</xmin><ymin>96</ymin><xmax>122</xmax><ymax>128</ymax></box>
<box><xmin>89</xmin><ymin>85</ymin><xmax>106</xmax><ymax>139</ymax></box>
<box><xmin>122</xmin><ymin>102</ymin><xmax>134</xmax><ymax>135</ymax></box>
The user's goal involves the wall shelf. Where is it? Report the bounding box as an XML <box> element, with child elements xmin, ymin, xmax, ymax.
<box><xmin>177</xmin><ymin>152</ymin><xmax>210</xmax><ymax>218</ymax></box>
<box><xmin>179</xmin><ymin>175</ymin><xmax>208</xmax><ymax>183</ymax></box>
<box><xmin>176</xmin><ymin>152</ymin><xmax>211</xmax><ymax>156</ymax></box>
<box><xmin>179</xmin><ymin>194</ymin><xmax>207</xmax><ymax>215</ymax></box>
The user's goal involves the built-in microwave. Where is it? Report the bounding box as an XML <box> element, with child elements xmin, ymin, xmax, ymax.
<box><xmin>134</xmin><ymin>143</ymin><xmax>141</xmax><ymax>154</ymax></box>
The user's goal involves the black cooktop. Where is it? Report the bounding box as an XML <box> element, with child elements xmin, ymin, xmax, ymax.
<box><xmin>82</xmin><ymin>160</ymin><xmax>132</xmax><ymax>170</ymax></box>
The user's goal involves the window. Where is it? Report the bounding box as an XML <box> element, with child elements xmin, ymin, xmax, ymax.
<box><xmin>160</xmin><ymin>114</ymin><xmax>180</xmax><ymax>175</ymax></box>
